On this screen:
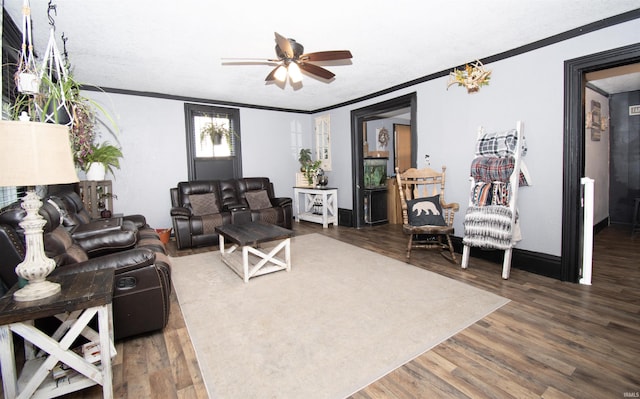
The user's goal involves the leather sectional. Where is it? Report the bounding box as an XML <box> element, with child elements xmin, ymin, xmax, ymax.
<box><xmin>0</xmin><ymin>191</ymin><xmax>171</xmax><ymax>340</ymax></box>
<box><xmin>170</xmin><ymin>177</ymin><xmax>292</xmax><ymax>249</ymax></box>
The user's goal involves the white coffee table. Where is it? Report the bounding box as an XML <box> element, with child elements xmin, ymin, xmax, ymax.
<box><xmin>215</xmin><ymin>222</ymin><xmax>294</xmax><ymax>283</ymax></box>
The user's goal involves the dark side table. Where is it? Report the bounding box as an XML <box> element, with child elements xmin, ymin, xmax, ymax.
<box><xmin>0</xmin><ymin>268</ymin><xmax>116</xmax><ymax>398</ymax></box>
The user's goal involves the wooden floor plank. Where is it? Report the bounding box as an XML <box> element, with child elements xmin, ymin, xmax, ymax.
<box><xmin>2</xmin><ymin>222</ymin><xmax>637</xmax><ymax>398</ymax></box>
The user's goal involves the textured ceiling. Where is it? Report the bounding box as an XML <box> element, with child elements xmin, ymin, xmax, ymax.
<box><xmin>4</xmin><ymin>1</ymin><xmax>640</xmax><ymax>111</ymax></box>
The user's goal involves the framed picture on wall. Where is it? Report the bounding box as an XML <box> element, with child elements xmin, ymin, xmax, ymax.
<box><xmin>376</xmin><ymin>127</ymin><xmax>389</xmax><ymax>151</ymax></box>
<box><xmin>590</xmin><ymin>100</ymin><xmax>601</xmax><ymax>141</ymax></box>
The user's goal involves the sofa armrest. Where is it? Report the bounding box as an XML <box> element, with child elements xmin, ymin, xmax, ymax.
<box><xmin>271</xmin><ymin>197</ymin><xmax>292</xmax><ymax>208</ymax></box>
<box><xmin>52</xmin><ymin>247</ymin><xmax>156</xmax><ymax>277</ymax></box>
<box><xmin>73</xmin><ymin>220</ymin><xmax>138</xmax><ymax>257</ymax></box>
<box><xmin>170</xmin><ymin>206</ymin><xmax>192</xmax><ymax>218</ymax></box>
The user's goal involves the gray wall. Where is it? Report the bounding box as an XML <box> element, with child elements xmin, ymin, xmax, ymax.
<box><xmin>84</xmin><ymin>17</ymin><xmax>640</xmax><ymax>259</ymax></box>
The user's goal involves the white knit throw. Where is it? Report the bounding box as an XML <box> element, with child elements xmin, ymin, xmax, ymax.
<box><xmin>463</xmin><ymin>205</ymin><xmax>514</xmax><ymax>250</ymax></box>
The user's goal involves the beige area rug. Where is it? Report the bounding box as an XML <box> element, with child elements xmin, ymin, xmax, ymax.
<box><xmin>170</xmin><ymin>233</ymin><xmax>509</xmax><ymax>399</ymax></box>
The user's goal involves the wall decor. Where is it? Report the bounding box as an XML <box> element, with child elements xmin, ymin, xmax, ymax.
<box><xmin>376</xmin><ymin>127</ymin><xmax>389</xmax><ymax>150</ymax></box>
<box><xmin>589</xmin><ymin>100</ymin><xmax>601</xmax><ymax>141</ymax></box>
<box><xmin>315</xmin><ymin>115</ymin><xmax>331</xmax><ymax>171</ymax></box>
<box><xmin>446</xmin><ymin>60</ymin><xmax>491</xmax><ymax>93</ymax></box>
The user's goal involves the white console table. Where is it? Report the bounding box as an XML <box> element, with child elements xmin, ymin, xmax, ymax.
<box><xmin>293</xmin><ymin>187</ymin><xmax>338</xmax><ymax>228</ymax></box>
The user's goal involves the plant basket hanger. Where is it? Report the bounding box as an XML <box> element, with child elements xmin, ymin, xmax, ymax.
<box><xmin>35</xmin><ymin>3</ymin><xmax>74</xmax><ymax>126</ymax></box>
<box><xmin>15</xmin><ymin>0</ymin><xmax>40</xmax><ymax>94</ymax></box>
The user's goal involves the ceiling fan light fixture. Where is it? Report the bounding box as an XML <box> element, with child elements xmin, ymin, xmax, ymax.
<box><xmin>288</xmin><ymin>62</ymin><xmax>303</xmax><ymax>83</ymax></box>
<box><xmin>274</xmin><ymin>65</ymin><xmax>288</xmax><ymax>82</ymax></box>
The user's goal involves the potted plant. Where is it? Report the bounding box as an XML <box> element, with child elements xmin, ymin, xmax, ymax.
<box><xmin>83</xmin><ymin>142</ymin><xmax>123</xmax><ymax>181</ymax></box>
<box><xmin>95</xmin><ymin>185</ymin><xmax>118</xmax><ymax>217</ymax></box>
<box><xmin>200</xmin><ymin>122</ymin><xmax>235</xmax><ymax>147</ymax></box>
<box><xmin>298</xmin><ymin>148</ymin><xmax>322</xmax><ymax>185</ymax></box>
<box><xmin>10</xmin><ymin>71</ymin><xmax>119</xmax><ymax>171</ymax></box>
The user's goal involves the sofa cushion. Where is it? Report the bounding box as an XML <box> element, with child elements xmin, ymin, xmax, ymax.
<box><xmin>245</xmin><ymin>190</ymin><xmax>272</xmax><ymax>210</ymax></box>
<box><xmin>189</xmin><ymin>193</ymin><xmax>219</xmax><ymax>216</ymax></box>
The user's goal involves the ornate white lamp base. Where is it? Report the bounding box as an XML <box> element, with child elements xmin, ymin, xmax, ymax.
<box><xmin>13</xmin><ymin>191</ymin><xmax>61</xmax><ymax>302</ymax></box>
<box><xmin>13</xmin><ymin>280</ymin><xmax>61</xmax><ymax>302</ymax></box>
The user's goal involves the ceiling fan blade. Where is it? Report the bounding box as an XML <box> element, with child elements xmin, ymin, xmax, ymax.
<box><xmin>274</xmin><ymin>32</ymin><xmax>293</xmax><ymax>59</ymax></box>
<box><xmin>265</xmin><ymin>65</ymin><xmax>280</xmax><ymax>81</ymax></box>
<box><xmin>300</xmin><ymin>50</ymin><xmax>353</xmax><ymax>62</ymax></box>
<box><xmin>298</xmin><ymin>62</ymin><xmax>335</xmax><ymax>80</ymax></box>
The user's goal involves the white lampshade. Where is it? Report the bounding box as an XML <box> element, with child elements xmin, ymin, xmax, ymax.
<box><xmin>0</xmin><ymin>120</ymin><xmax>79</xmax><ymax>301</ymax></box>
<box><xmin>0</xmin><ymin>120</ymin><xmax>79</xmax><ymax>187</ymax></box>
<box><xmin>288</xmin><ymin>62</ymin><xmax>303</xmax><ymax>83</ymax></box>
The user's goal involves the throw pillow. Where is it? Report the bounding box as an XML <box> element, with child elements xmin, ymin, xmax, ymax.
<box><xmin>245</xmin><ymin>190</ymin><xmax>272</xmax><ymax>210</ymax></box>
<box><xmin>406</xmin><ymin>195</ymin><xmax>446</xmax><ymax>226</ymax></box>
<box><xmin>189</xmin><ymin>193</ymin><xmax>219</xmax><ymax>216</ymax></box>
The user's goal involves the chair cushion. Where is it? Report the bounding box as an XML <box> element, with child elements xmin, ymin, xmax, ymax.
<box><xmin>189</xmin><ymin>193</ymin><xmax>219</xmax><ymax>216</ymax></box>
<box><xmin>245</xmin><ymin>190</ymin><xmax>272</xmax><ymax>210</ymax></box>
<box><xmin>406</xmin><ymin>195</ymin><xmax>446</xmax><ymax>226</ymax></box>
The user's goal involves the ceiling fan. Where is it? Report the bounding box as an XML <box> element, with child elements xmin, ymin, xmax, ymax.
<box><xmin>223</xmin><ymin>32</ymin><xmax>353</xmax><ymax>84</ymax></box>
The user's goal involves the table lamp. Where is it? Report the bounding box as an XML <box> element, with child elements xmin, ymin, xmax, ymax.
<box><xmin>0</xmin><ymin>120</ymin><xmax>79</xmax><ymax>301</ymax></box>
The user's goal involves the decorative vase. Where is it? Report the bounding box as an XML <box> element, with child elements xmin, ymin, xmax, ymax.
<box><xmin>86</xmin><ymin>163</ymin><xmax>106</xmax><ymax>181</ymax></box>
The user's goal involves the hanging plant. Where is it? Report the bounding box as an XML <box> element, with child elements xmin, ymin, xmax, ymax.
<box><xmin>200</xmin><ymin>122</ymin><xmax>236</xmax><ymax>148</ymax></box>
<box><xmin>35</xmin><ymin>28</ymin><xmax>74</xmax><ymax>125</ymax></box>
<box><xmin>446</xmin><ymin>60</ymin><xmax>492</xmax><ymax>93</ymax></box>
<box><xmin>14</xmin><ymin>0</ymin><xmax>40</xmax><ymax>94</ymax></box>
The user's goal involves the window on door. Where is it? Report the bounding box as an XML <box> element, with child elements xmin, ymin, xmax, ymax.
<box><xmin>184</xmin><ymin>103</ymin><xmax>242</xmax><ymax>181</ymax></box>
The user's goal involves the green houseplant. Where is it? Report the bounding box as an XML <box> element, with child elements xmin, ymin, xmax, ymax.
<box><xmin>83</xmin><ymin>142</ymin><xmax>123</xmax><ymax>180</ymax></box>
<box><xmin>200</xmin><ymin>122</ymin><xmax>235</xmax><ymax>147</ymax></box>
<box><xmin>298</xmin><ymin>148</ymin><xmax>322</xmax><ymax>185</ymax></box>
<box><xmin>10</xmin><ymin>72</ymin><xmax>119</xmax><ymax>171</ymax></box>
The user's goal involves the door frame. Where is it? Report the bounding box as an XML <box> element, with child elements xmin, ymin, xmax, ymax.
<box><xmin>350</xmin><ymin>93</ymin><xmax>417</xmax><ymax>228</ymax></box>
<box><xmin>184</xmin><ymin>103</ymin><xmax>242</xmax><ymax>181</ymax></box>
<box><xmin>562</xmin><ymin>43</ymin><xmax>640</xmax><ymax>282</ymax></box>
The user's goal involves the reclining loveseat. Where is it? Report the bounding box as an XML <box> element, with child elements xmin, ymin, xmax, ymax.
<box><xmin>170</xmin><ymin>177</ymin><xmax>292</xmax><ymax>249</ymax></box>
<box><xmin>0</xmin><ymin>196</ymin><xmax>172</xmax><ymax>340</ymax></box>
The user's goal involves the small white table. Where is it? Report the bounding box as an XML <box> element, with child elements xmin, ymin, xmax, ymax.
<box><xmin>0</xmin><ymin>269</ymin><xmax>116</xmax><ymax>399</ymax></box>
<box><xmin>293</xmin><ymin>187</ymin><xmax>338</xmax><ymax>228</ymax></box>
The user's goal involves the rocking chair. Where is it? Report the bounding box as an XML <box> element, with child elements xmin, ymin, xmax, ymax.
<box><xmin>395</xmin><ymin>166</ymin><xmax>459</xmax><ymax>262</ymax></box>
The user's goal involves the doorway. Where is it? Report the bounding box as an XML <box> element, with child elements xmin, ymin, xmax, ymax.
<box><xmin>351</xmin><ymin>93</ymin><xmax>417</xmax><ymax>228</ymax></box>
<box><xmin>394</xmin><ymin>124</ymin><xmax>412</xmax><ymax>173</ymax></box>
<box><xmin>562</xmin><ymin>43</ymin><xmax>640</xmax><ymax>282</ymax></box>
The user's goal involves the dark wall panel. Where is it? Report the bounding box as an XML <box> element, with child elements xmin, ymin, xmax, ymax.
<box><xmin>609</xmin><ymin>90</ymin><xmax>640</xmax><ymax>224</ymax></box>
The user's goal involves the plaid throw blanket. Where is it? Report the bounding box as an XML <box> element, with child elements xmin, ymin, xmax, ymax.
<box><xmin>471</xmin><ymin>156</ymin><xmax>514</xmax><ymax>183</ymax></box>
<box><xmin>475</xmin><ymin>129</ymin><xmax>527</xmax><ymax>157</ymax></box>
<box><xmin>471</xmin><ymin>156</ymin><xmax>529</xmax><ymax>186</ymax></box>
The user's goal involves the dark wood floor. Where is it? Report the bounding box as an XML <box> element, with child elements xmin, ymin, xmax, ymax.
<box><xmin>21</xmin><ymin>223</ymin><xmax>640</xmax><ymax>397</ymax></box>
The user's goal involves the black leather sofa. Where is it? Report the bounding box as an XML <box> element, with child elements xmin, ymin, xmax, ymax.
<box><xmin>0</xmin><ymin>197</ymin><xmax>172</xmax><ymax>340</ymax></box>
<box><xmin>170</xmin><ymin>177</ymin><xmax>292</xmax><ymax>249</ymax></box>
